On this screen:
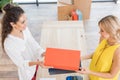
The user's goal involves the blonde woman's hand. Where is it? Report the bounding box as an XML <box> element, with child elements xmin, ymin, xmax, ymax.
<box><xmin>76</xmin><ymin>67</ymin><xmax>91</xmax><ymax>75</ymax></box>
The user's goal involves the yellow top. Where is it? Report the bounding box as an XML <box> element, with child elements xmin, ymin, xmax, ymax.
<box><xmin>89</xmin><ymin>39</ymin><xmax>120</xmax><ymax>80</ymax></box>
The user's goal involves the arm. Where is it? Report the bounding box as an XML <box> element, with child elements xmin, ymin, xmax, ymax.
<box><xmin>78</xmin><ymin>47</ymin><xmax>120</xmax><ymax>79</ymax></box>
<box><xmin>5</xmin><ymin>45</ymin><xmax>43</xmax><ymax>68</ymax></box>
<box><xmin>81</xmin><ymin>36</ymin><xmax>103</xmax><ymax>61</ymax></box>
<box><xmin>29</xmin><ymin>61</ymin><xmax>43</xmax><ymax>66</ymax></box>
<box><xmin>29</xmin><ymin>52</ymin><xmax>46</xmax><ymax>66</ymax></box>
<box><xmin>26</xmin><ymin>28</ymin><xmax>45</xmax><ymax>59</ymax></box>
<box><xmin>81</xmin><ymin>53</ymin><xmax>93</xmax><ymax>60</ymax></box>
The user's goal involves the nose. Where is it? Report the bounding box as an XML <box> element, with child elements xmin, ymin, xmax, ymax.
<box><xmin>99</xmin><ymin>31</ymin><xmax>100</xmax><ymax>34</ymax></box>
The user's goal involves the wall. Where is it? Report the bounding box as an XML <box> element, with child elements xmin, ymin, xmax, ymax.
<box><xmin>13</xmin><ymin>0</ymin><xmax>57</xmax><ymax>3</ymax></box>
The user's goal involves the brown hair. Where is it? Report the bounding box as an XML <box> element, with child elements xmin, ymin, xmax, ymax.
<box><xmin>98</xmin><ymin>15</ymin><xmax>120</xmax><ymax>42</ymax></box>
<box><xmin>1</xmin><ymin>3</ymin><xmax>24</xmax><ymax>51</ymax></box>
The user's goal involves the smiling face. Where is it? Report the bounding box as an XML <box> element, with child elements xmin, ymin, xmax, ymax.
<box><xmin>10</xmin><ymin>13</ymin><xmax>27</xmax><ymax>31</ymax></box>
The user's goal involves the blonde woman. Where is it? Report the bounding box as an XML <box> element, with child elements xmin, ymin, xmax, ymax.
<box><xmin>78</xmin><ymin>15</ymin><xmax>120</xmax><ymax>80</ymax></box>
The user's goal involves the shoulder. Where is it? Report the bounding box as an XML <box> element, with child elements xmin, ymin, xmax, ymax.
<box><xmin>4</xmin><ymin>38</ymin><xmax>16</xmax><ymax>52</ymax></box>
<box><xmin>4</xmin><ymin>36</ymin><xmax>15</xmax><ymax>47</ymax></box>
<box><xmin>114</xmin><ymin>46</ymin><xmax>120</xmax><ymax>55</ymax></box>
<box><xmin>113</xmin><ymin>46</ymin><xmax>120</xmax><ymax>63</ymax></box>
<box><xmin>4</xmin><ymin>36</ymin><xmax>24</xmax><ymax>51</ymax></box>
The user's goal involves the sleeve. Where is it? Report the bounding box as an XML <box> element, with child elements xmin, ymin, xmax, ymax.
<box><xmin>26</xmin><ymin>27</ymin><xmax>45</xmax><ymax>59</ymax></box>
<box><xmin>4</xmin><ymin>45</ymin><xmax>30</xmax><ymax>69</ymax></box>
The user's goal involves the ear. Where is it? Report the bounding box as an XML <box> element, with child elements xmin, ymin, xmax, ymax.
<box><xmin>10</xmin><ymin>22</ymin><xmax>16</xmax><ymax>28</ymax></box>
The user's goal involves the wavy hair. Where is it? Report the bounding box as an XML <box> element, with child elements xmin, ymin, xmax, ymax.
<box><xmin>1</xmin><ymin>3</ymin><xmax>24</xmax><ymax>51</ymax></box>
<box><xmin>98</xmin><ymin>15</ymin><xmax>120</xmax><ymax>42</ymax></box>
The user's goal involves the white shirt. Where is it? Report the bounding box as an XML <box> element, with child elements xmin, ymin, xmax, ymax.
<box><xmin>4</xmin><ymin>27</ymin><xmax>45</xmax><ymax>80</ymax></box>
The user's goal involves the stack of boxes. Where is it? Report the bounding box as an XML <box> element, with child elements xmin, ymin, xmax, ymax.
<box><xmin>58</xmin><ymin>0</ymin><xmax>91</xmax><ymax>21</ymax></box>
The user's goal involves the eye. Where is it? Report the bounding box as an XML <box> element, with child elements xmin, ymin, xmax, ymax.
<box><xmin>100</xmin><ymin>29</ymin><xmax>104</xmax><ymax>32</ymax></box>
<box><xmin>22</xmin><ymin>21</ymin><xmax>25</xmax><ymax>24</ymax></box>
<box><xmin>21</xmin><ymin>20</ymin><xmax>26</xmax><ymax>24</ymax></box>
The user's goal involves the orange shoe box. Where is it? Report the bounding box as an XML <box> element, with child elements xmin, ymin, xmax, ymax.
<box><xmin>44</xmin><ymin>48</ymin><xmax>80</xmax><ymax>71</ymax></box>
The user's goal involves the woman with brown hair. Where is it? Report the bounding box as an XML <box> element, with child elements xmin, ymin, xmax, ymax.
<box><xmin>1</xmin><ymin>3</ymin><xmax>45</xmax><ymax>80</ymax></box>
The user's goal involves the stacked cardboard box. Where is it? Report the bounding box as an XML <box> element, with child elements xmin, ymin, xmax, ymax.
<box><xmin>58</xmin><ymin>0</ymin><xmax>91</xmax><ymax>20</ymax></box>
<box><xmin>58</xmin><ymin>0</ymin><xmax>74</xmax><ymax>5</ymax></box>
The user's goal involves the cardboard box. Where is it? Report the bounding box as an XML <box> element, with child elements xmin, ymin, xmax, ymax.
<box><xmin>58</xmin><ymin>0</ymin><xmax>91</xmax><ymax>20</ymax></box>
<box><xmin>58</xmin><ymin>0</ymin><xmax>74</xmax><ymax>5</ymax></box>
<box><xmin>58</xmin><ymin>4</ymin><xmax>74</xmax><ymax>20</ymax></box>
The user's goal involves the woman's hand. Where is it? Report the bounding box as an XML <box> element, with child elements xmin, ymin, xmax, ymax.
<box><xmin>77</xmin><ymin>67</ymin><xmax>91</xmax><ymax>75</ymax></box>
<box><xmin>38</xmin><ymin>61</ymin><xmax>45</xmax><ymax>68</ymax></box>
<box><xmin>41</xmin><ymin>52</ymin><xmax>45</xmax><ymax>57</ymax></box>
<box><xmin>81</xmin><ymin>54</ymin><xmax>93</xmax><ymax>60</ymax></box>
<box><xmin>38</xmin><ymin>61</ymin><xmax>53</xmax><ymax>69</ymax></box>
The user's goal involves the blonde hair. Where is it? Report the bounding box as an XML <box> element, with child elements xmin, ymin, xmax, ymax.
<box><xmin>98</xmin><ymin>15</ymin><xmax>120</xmax><ymax>42</ymax></box>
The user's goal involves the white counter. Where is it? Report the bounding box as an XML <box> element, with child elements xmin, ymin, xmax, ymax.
<box><xmin>36</xmin><ymin>21</ymin><xmax>89</xmax><ymax>80</ymax></box>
